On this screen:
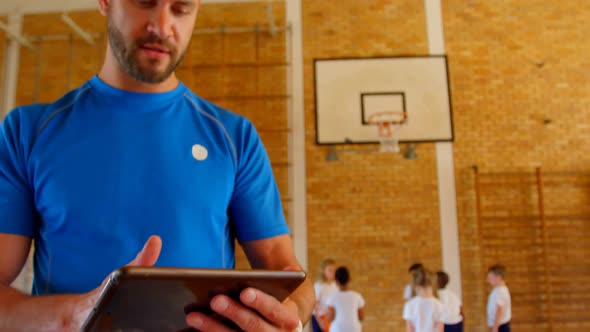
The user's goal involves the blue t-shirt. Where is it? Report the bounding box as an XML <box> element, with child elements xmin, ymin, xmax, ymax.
<box><xmin>0</xmin><ymin>76</ymin><xmax>289</xmax><ymax>295</ymax></box>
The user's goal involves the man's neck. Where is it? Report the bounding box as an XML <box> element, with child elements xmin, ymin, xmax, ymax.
<box><xmin>98</xmin><ymin>50</ymin><xmax>179</xmax><ymax>93</ymax></box>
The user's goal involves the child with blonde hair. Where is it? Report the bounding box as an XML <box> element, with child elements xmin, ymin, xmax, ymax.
<box><xmin>403</xmin><ymin>267</ymin><xmax>444</xmax><ymax>332</ymax></box>
<box><xmin>313</xmin><ymin>258</ymin><xmax>338</xmax><ymax>332</ymax></box>
<box><xmin>404</xmin><ymin>262</ymin><xmax>424</xmax><ymax>300</ymax></box>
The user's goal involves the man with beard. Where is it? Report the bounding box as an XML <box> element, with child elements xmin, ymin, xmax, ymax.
<box><xmin>0</xmin><ymin>1</ymin><xmax>313</xmax><ymax>331</ymax></box>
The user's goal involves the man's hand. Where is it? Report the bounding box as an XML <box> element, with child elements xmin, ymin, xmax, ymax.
<box><xmin>66</xmin><ymin>235</ymin><xmax>163</xmax><ymax>331</ymax></box>
<box><xmin>186</xmin><ymin>287</ymin><xmax>300</xmax><ymax>332</ymax></box>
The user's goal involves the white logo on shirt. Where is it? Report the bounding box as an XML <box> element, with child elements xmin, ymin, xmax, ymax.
<box><xmin>192</xmin><ymin>144</ymin><xmax>208</xmax><ymax>161</ymax></box>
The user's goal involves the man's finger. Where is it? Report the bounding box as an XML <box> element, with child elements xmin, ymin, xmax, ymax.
<box><xmin>239</xmin><ymin>288</ymin><xmax>299</xmax><ymax>330</ymax></box>
<box><xmin>185</xmin><ymin>312</ymin><xmax>235</xmax><ymax>332</ymax></box>
<box><xmin>127</xmin><ymin>235</ymin><xmax>162</xmax><ymax>266</ymax></box>
<box><xmin>209</xmin><ymin>294</ymin><xmax>275</xmax><ymax>332</ymax></box>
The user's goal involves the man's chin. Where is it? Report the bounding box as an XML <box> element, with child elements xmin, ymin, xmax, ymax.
<box><xmin>134</xmin><ymin>73</ymin><xmax>171</xmax><ymax>84</ymax></box>
<box><xmin>132</xmin><ymin>66</ymin><xmax>173</xmax><ymax>84</ymax></box>
<box><xmin>125</xmin><ymin>54</ymin><xmax>179</xmax><ymax>83</ymax></box>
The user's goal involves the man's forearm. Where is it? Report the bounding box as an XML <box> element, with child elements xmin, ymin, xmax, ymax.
<box><xmin>289</xmin><ymin>275</ymin><xmax>315</xmax><ymax>324</ymax></box>
<box><xmin>0</xmin><ymin>283</ymin><xmax>80</xmax><ymax>332</ymax></box>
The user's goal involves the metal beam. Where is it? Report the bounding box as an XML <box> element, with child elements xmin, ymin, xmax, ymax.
<box><xmin>0</xmin><ymin>0</ymin><xmax>98</xmax><ymax>15</ymax></box>
<box><xmin>0</xmin><ymin>0</ymin><xmax>279</xmax><ymax>15</ymax></box>
<box><xmin>61</xmin><ymin>13</ymin><xmax>94</xmax><ymax>45</ymax></box>
<box><xmin>0</xmin><ymin>19</ymin><xmax>34</xmax><ymax>49</ymax></box>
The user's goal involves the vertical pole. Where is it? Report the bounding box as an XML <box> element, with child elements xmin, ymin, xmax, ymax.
<box><xmin>473</xmin><ymin>165</ymin><xmax>487</xmax><ymax>325</ymax></box>
<box><xmin>536</xmin><ymin>167</ymin><xmax>554</xmax><ymax>331</ymax></box>
<box><xmin>425</xmin><ymin>0</ymin><xmax>463</xmax><ymax>298</ymax></box>
<box><xmin>286</xmin><ymin>0</ymin><xmax>308</xmax><ymax>272</ymax></box>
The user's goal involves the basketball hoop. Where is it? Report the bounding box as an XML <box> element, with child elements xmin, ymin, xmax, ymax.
<box><xmin>368</xmin><ymin>111</ymin><xmax>407</xmax><ymax>153</ymax></box>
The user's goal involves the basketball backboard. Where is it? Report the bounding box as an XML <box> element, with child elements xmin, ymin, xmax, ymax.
<box><xmin>314</xmin><ymin>55</ymin><xmax>453</xmax><ymax>145</ymax></box>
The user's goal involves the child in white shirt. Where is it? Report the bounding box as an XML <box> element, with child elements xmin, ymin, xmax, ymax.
<box><xmin>486</xmin><ymin>264</ymin><xmax>511</xmax><ymax>332</ymax></box>
<box><xmin>403</xmin><ymin>267</ymin><xmax>444</xmax><ymax>332</ymax></box>
<box><xmin>436</xmin><ymin>271</ymin><xmax>464</xmax><ymax>332</ymax></box>
<box><xmin>326</xmin><ymin>266</ymin><xmax>365</xmax><ymax>332</ymax></box>
<box><xmin>313</xmin><ymin>258</ymin><xmax>338</xmax><ymax>332</ymax></box>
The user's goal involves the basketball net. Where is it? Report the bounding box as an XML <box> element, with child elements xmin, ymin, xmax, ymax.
<box><xmin>377</xmin><ymin>122</ymin><xmax>402</xmax><ymax>153</ymax></box>
<box><xmin>369</xmin><ymin>112</ymin><xmax>407</xmax><ymax>153</ymax></box>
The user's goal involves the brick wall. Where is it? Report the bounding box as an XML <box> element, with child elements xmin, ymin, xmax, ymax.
<box><xmin>444</xmin><ymin>1</ymin><xmax>590</xmax><ymax>331</ymax></box>
<box><xmin>302</xmin><ymin>1</ymin><xmax>443</xmax><ymax>332</ymax></box>
<box><xmin>473</xmin><ymin>170</ymin><xmax>590</xmax><ymax>332</ymax></box>
<box><xmin>17</xmin><ymin>11</ymin><xmax>106</xmax><ymax>104</ymax></box>
<box><xmin>305</xmin><ymin>1</ymin><xmax>590</xmax><ymax>332</ymax></box>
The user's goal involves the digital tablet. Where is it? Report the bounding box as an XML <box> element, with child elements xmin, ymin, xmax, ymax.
<box><xmin>81</xmin><ymin>266</ymin><xmax>307</xmax><ymax>332</ymax></box>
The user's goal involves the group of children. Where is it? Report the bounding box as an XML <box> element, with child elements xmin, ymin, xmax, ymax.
<box><xmin>311</xmin><ymin>259</ymin><xmax>511</xmax><ymax>332</ymax></box>
<box><xmin>401</xmin><ymin>263</ymin><xmax>462</xmax><ymax>332</ymax></box>
<box><xmin>312</xmin><ymin>259</ymin><xmax>365</xmax><ymax>332</ymax></box>
<box><xmin>402</xmin><ymin>263</ymin><xmax>512</xmax><ymax>332</ymax></box>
